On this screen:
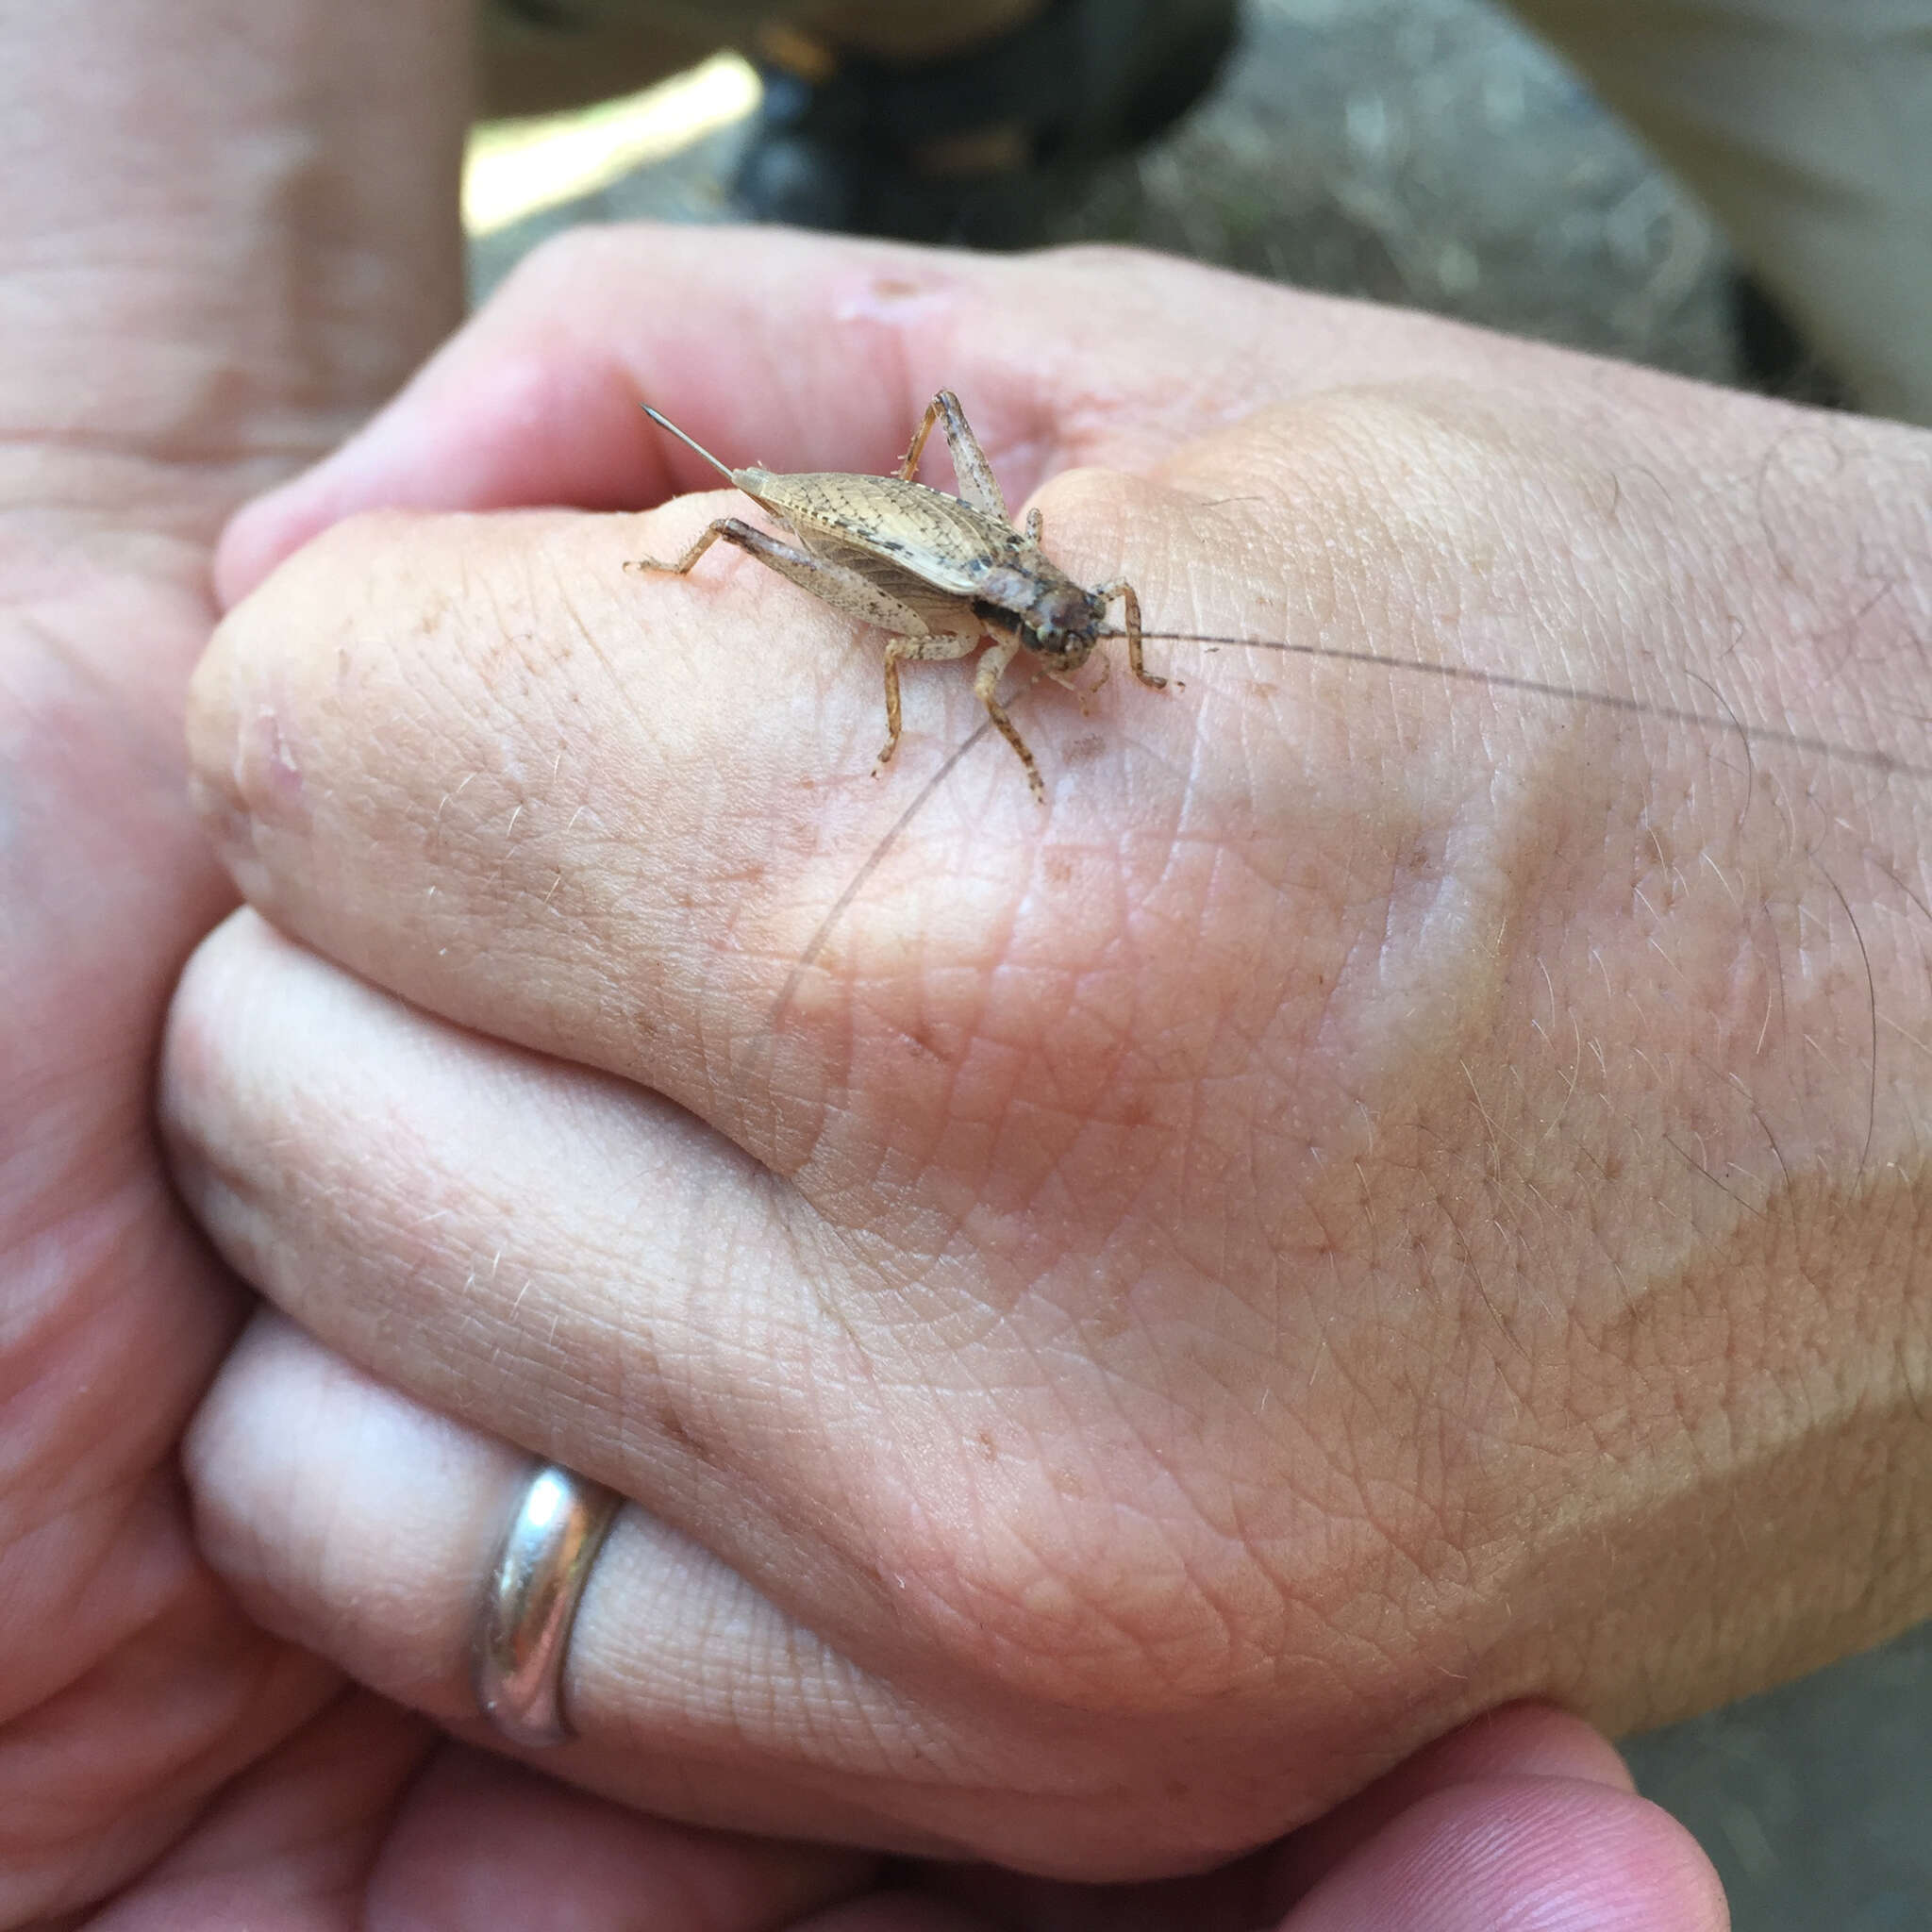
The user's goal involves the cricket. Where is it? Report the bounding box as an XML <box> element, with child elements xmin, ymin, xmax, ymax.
<box><xmin>631</xmin><ymin>391</ymin><xmax>1926</xmax><ymax>818</ymax></box>
<box><xmin>629</xmin><ymin>389</ymin><xmax>1168</xmax><ymax>802</ymax></box>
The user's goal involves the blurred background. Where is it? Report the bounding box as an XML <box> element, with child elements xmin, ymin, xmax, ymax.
<box><xmin>471</xmin><ymin>0</ymin><xmax>1755</xmax><ymax>382</ymax></box>
<box><xmin>463</xmin><ymin>3</ymin><xmax>1930</xmax><ymax>1923</ymax></box>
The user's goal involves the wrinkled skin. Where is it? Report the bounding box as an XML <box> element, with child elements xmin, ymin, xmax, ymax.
<box><xmin>160</xmin><ymin>222</ymin><xmax>1929</xmax><ymax>1889</ymax></box>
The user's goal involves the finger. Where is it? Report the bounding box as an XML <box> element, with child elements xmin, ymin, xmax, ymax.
<box><xmin>1265</xmin><ymin>1700</ymin><xmax>1637</xmax><ymax>1902</ymax></box>
<box><xmin>93</xmin><ymin>1681</ymin><xmax>869</xmax><ymax>1932</ymax></box>
<box><xmin>162</xmin><ymin>909</ymin><xmax>866</xmax><ymax>1617</ymax></box>
<box><xmin>368</xmin><ymin>1747</ymin><xmax>871</xmax><ymax>1931</ymax></box>
<box><xmin>1252</xmin><ymin>1705</ymin><xmax>1723</xmax><ymax>1932</ymax></box>
<box><xmin>185</xmin><ymin>1306</ymin><xmax>1281</xmax><ymax>1877</ymax></box>
<box><xmin>184</xmin><ymin>1308</ymin><xmax>962</xmax><ymax>1857</ymax></box>
<box><xmin>1274</xmin><ymin>1775</ymin><xmax>1726</xmax><ymax>1932</ymax></box>
<box><xmin>215</xmin><ymin>224</ymin><xmax>1573</xmax><ymax>602</ymax></box>
<box><xmin>83</xmin><ymin>1690</ymin><xmax>434</xmax><ymax>1930</ymax></box>
<box><xmin>834</xmin><ymin>1709</ymin><xmax>1709</xmax><ymax>1932</ymax></box>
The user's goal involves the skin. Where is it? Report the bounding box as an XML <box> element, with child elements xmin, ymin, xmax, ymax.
<box><xmin>0</xmin><ymin>4</ymin><xmax>1723</xmax><ymax>1926</ymax></box>
<box><xmin>160</xmin><ymin>218</ymin><xmax>1931</xmax><ymax>1886</ymax></box>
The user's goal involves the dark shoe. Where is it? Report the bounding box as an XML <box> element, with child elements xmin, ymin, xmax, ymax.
<box><xmin>734</xmin><ymin>0</ymin><xmax>1241</xmax><ymax>247</ymax></box>
<box><xmin>1730</xmin><ymin>270</ymin><xmax>1850</xmax><ymax>410</ymax></box>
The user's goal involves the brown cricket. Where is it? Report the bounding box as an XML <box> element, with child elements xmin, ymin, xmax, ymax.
<box><xmin>629</xmin><ymin>389</ymin><xmax>1167</xmax><ymax>801</ymax></box>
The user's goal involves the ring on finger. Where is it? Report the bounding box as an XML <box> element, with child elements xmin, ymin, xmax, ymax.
<box><xmin>472</xmin><ymin>1461</ymin><xmax>622</xmax><ymax>1747</ymax></box>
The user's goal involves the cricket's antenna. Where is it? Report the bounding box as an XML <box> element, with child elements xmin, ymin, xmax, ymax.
<box><xmin>1095</xmin><ymin>628</ymin><xmax>1931</xmax><ymax>782</ymax></box>
<box><xmin>641</xmin><ymin>404</ymin><xmax>738</xmax><ymax>483</ymax></box>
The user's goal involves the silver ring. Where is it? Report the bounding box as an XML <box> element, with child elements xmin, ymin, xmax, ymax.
<box><xmin>473</xmin><ymin>1463</ymin><xmax>621</xmax><ymax>1747</ymax></box>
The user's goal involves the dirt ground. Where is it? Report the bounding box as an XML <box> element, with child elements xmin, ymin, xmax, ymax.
<box><xmin>469</xmin><ymin>4</ymin><xmax>1931</xmax><ymax>1924</ymax></box>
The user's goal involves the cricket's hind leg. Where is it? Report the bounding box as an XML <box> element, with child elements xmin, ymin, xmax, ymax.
<box><xmin>625</xmin><ymin>515</ymin><xmax>765</xmax><ymax>578</ymax></box>
<box><xmin>629</xmin><ymin>517</ymin><xmax>932</xmax><ymax>635</ymax></box>
<box><xmin>897</xmin><ymin>390</ymin><xmax>1012</xmax><ymax>525</ymax></box>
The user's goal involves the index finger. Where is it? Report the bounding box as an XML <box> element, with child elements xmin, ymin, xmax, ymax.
<box><xmin>214</xmin><ymin>223</ymin><xmax>1591</xmax><ymax>604</ymax></box>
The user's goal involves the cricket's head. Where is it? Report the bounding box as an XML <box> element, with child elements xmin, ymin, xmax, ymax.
<box><xmin>988</xmin><ymin>573</ymin><xmax>1109</xmax><ymax>674</ymax></box>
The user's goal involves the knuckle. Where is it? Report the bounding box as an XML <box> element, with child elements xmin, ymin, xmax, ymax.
<box><xmin>860</xmin><ymin>1452</ymin><xmax>1307</xmax><ymax>1718</ymax></box>
<box><xmin>495</xmin><ymin>222</ymin><xmax>625</xmax><ymax>312</ymax></box>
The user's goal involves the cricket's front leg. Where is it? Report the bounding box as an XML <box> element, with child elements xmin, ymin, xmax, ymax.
<box><xmin>1045</xmin><ymin>652</ymin><xmax>1112</xmax><ymax>706</ymax></box>
<box><xmin>898</xmin><ymin>391</ymin><xmax>1011</xmax><ymax>525</ymax></box>
<box><xmin>971</xmin><ymin>634</ymin><xmax>1044</xmax><ymax>804</ymax></box>
<box><xmin>1093</xmin><ymin>577</ymin><xmax>1166</xmax><ymax>690</ymax></box>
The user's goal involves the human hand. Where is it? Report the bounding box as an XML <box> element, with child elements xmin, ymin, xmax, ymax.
<box><xmin>0</xmin><ymin>6</ymin><xmax>802</xmax><ymax>1924</ymax></box>
<box><xmin>165</xmin><ymin>227</ymin><xmax>1929</xmax><ymax>1879</ymax></box>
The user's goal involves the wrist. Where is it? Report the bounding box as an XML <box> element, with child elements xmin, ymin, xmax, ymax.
<box><xmin>1482</xmin><ymin>401</ymin><xmax>1932</xmax><ymax>1718</ymax></box>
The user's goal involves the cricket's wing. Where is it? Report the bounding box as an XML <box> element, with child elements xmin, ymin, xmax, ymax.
<box><xmin>742</xmin><ymin>533</ymin><xmax>936</xmax><ymax>639</ymax></box>
<box><xmin>749</xmin><ymin>472</ymin><xmax>1025</xmax><ymax>609</ymax></box>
